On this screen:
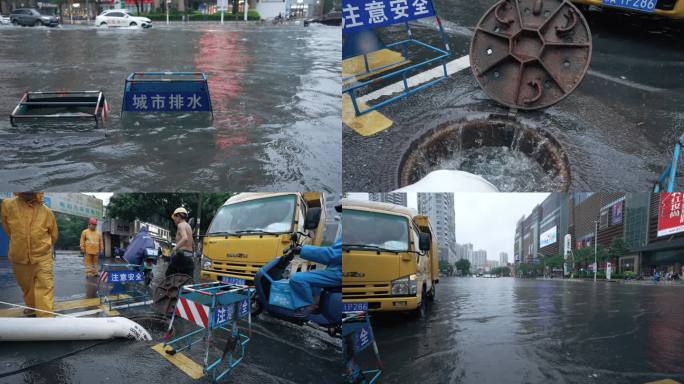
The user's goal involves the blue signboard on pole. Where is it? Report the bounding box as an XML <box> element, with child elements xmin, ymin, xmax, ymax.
<box><xmin>108</xmin><ymin>270</ymin><xmax>144</xmax><ymax>283</ymax></box>
<box><xmin>342</xmin><ymin>0</ymin><xmax>436</xmax><ymax>32</ymax></box>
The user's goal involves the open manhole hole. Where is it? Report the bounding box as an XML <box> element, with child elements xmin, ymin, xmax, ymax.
<box><xmin>399</xmin><ymin>118</ymin><xmax>571</xmax><ymax>192</ymax></box>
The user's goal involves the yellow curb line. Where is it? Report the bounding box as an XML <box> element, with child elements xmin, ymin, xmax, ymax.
<box><xmin>151</xmin><ymin>343</ymin><xmax>205</xmax><ymax>380</ymax></box>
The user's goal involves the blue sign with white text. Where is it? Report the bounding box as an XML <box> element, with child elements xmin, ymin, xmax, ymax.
<box><xmin>123</xmin><ymin>92</ymin><xmax>211</xmax><ymax>112</ymax></box>
<box><xmin>238</xmin><ymin>299</ymin><xmax>250</xmax><ymax>318</ymax></box>
<box><xmin>352</xmin><ymin>322</ymin><xmax>374</xmax><ymax>353</ymax></box>
<box><xmin>108</xmin><ymin>270</ymin><xmax>144</xmax><ymax>283</ymax></box>
<box><xmin>342</xmin><ymin>0</ymin><xmax>436</xmax><ymax>32</ymax></box>
<box><xmin>214</xmin><ymin>304</ymin><xmax>235</xmax><ymax>327</ymax></box>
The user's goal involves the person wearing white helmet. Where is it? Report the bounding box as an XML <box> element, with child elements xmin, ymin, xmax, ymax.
<box><xmin>166</xmin><ymin>207</ymin><xmax>195</xmax><ymax>277</ymax></box>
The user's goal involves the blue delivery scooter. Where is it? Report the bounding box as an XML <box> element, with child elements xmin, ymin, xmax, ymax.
<box><xmin>254</xmin><ymin>234</ymin><xmax>341</xmax><ymax>334</ymax></box>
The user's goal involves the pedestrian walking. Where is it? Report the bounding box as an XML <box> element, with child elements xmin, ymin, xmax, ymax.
<box><xmin>0</xmin><ymin>193</ymin><xmax>58</xmax><ymax>317</ymax></box>
<box><xmin>80</xmin><ymin>217</ymin><xmax>103</xmax><ymax>278</ymax></box>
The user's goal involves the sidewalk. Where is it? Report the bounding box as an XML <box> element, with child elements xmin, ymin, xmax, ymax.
<box><xmin>533</xmin><ymin>277</ymin><xmax>684</xmax><ymax>287</ymax></box>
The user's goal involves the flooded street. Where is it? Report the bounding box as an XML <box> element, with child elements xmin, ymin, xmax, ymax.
<box><xmin>0</xmin><ymin>251</ymin><xmax>341</xmax><ymax>383</ymax></box>
<box><xmin>343</xmin><ymin>1</ymin><xmax>684</xmax><ymax>192</ymax></box>
<box><xmin>367</xmin><ymin>277</ymin><xmax>684</xmax><ymax>383</ymax></box>
<box><xmin>0</xmin><ymin>24</ymin><xmax>341</xmax><ymax>191</ymax></box>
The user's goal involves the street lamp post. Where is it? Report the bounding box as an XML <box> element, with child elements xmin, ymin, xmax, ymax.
<box><xmin>594</xmin><ymin>220</ymin><xmax>598</xmax><ymax>282</ymax></box>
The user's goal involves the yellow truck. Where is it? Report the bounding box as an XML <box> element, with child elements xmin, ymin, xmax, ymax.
<box><xmin>573</xmin><ymin>0</ymin><xmax>684</xmax><ymax>19</ymax></box>
<box><xmin>342</xmin><ymin>199</ymin><xmax>439</xmax><ymax>316</ymax></box>
<box><xmin>200</xmin><ymin>192</ymin><xmax>327</xmax><ymax>289</ymax></box>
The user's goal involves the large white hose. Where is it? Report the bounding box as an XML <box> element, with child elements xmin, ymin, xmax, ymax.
<box><xmin>0</xmin><ymin>317</ymin><xmax>152</xmax><ymax>341</ymax></box>
<box><xmin>394</xmin><ymin>170</ymin><xmax>499</xmax><ymax>193</ymax></box>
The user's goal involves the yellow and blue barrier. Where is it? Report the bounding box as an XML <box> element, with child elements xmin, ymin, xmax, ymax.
<box><xmin>342</xmin><ymin>0</ymin><xmax>450</xmax><ymax>116</ymax></box>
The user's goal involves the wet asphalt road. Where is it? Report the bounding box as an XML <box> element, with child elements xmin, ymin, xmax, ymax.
<box><xmin>0</xmin><ymin>252</ymin><xmax>341</xmax><ymax>383</ymax></box>
<box><xmin>343</xmin><ymin>1</ymin><xmax>684</xmax><ymax>192</ymax></box>
<box><xmin>364</xmin><ymin>277</ymin><xmax>684</xmax><ymax>384</ymax></box>
<box><xmin>0</xmin><ymin>23</ymin><xmax>341</xmax><ymax>192</ymax></box>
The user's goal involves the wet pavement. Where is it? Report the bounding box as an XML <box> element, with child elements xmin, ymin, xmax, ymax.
<box><xmin>0</xmin><ymin>251</ymin><xmax>341</xmax><ymax>383</ymax></box>
<box><xmin>364</xmin><ymin>277</ymin><xmax>684</xmax><ymax>384</ymax></box>
<box><xmin>0</xmin><ymin>23</ymin><xmax>341</xmax><ymax>192</ymax></box>
<box><xmin>343</xmin><ymin>1</ymin><xmax>684</xmax><ymax>192</ymax></box>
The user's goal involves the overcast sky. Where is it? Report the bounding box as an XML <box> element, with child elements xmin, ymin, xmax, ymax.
<box><xmin>87</xmin><ymin>193</ymin><xmax>113</xmax><ymax>206</ymax></box>
<box><xmin>346</xmin><ymin>193</ymin><xmax>549</xmax><ymax>261</ymax></box>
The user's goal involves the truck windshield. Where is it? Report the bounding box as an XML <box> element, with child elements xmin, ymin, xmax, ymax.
<box><xmin>343</xmin><ymin>209</ymin><xmax>410</xmax><ymax>252</ymax></box>
<box><xmin>207</xmin><ymin>194</ymin><xmax>296</xmax><ymax>235</ymax></box>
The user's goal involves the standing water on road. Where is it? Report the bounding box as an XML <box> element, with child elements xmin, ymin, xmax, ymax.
<box><xmin>0</xmin><ymin>24</ymin><xmax>341</xmax><ymax>191</ymax></box>
<box><xmin>369</xmin><ymin>277</ymin><xmax>684</xmax><ymax>383</ymax></box>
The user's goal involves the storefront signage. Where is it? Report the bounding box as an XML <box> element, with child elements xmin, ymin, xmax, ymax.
<box><xmin>657</xmin><ymin>193</ymin><xmax>684</xmax><ymax>237</ymax></box>
<box><xmin>539</xmin><ymin>226</ymin><xmax>557</xmax><ymax>248</ymax></box>
<box><xmin>611</xmin><ymin>200</ymin><xmax>623</xmax><ymax>224</ymax></box>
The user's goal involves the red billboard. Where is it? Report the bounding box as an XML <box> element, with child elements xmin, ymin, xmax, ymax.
<box><xmin>657</xmin><ymin>193</ymin><xmax>684</xmax><ymax>237</ymax></box>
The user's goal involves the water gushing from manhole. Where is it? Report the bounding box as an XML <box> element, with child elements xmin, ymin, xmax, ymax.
<box><xmin>399</xmin><ymin>118</ymin><xmax>571</xmax><ymax>192</ymax></box>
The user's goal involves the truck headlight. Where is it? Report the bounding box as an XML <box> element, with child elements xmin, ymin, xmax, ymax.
<box><xmin>391</xmin><ymin>275</ymin><xmax>417</xmax><ymax>295</ymax></box>
<box><xmin>201</xmin><ymin>255</ymin><xmax>212</xmax><ymax>269</ymax></box>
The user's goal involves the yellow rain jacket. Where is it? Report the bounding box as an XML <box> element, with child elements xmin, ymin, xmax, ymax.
<box><xmin>80</xmin><ymin>229</ymin><xmax>103</xmax><ymax>255</ymax></box>
<box><xmin>1</xmin><ymin>194</ymin><xmax>58</xmax><ymax>265</ymax></box>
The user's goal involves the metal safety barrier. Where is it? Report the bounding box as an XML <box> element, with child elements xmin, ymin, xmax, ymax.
<box><xmin>342</xmin><ymin>0</ymin><xmax>450</xmax><ymax>116</ymax></box>
<box><xmin>164</xmin><ymin>281</ymin><xmax>253</xmax><ymax>382</ymax></box>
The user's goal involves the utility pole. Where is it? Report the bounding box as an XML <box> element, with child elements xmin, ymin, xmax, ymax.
<box><xmin>594</xmin><ymin>220</ymin><xmax>598</xmax><ymax>282</ymax></box>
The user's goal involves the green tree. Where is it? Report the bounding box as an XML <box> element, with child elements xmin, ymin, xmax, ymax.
<box><xmin>439</xmin><ymin>260</ymin><xmax>454</xmax><ymax>276</ymax></box>
<box><xmin>455</xmin><ymin>258</ymin><xmax>471</xmax><ymax>276</ymax></box>
<box><xmin>107</xmin><ymin>193</ymin><xmax>234</xmax><ymax>236</ymax></box>
<box><xmin>490</xmin><ymin>266</ymin><xmax>511</xmax><ymax>277</ymax></box>
<box><xmin>608</xmin><ymin>237</ymin><xmax>629</xmax><ymax>260</ymax></box>
<box><xmin>54</xmin><ymin>214</ymin><xmax>89</xmax><ymax>251</ymax></box>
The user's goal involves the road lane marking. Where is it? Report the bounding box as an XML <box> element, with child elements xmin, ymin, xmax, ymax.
<box><xmin>356</xmin><ymin>54</ymin><xmax>663</xmax><ymax>106</ymax></box>
<box><xmin>358</xmin><ymin>54</ymin><xmax>471</xmax><ymax>103</ymax></box>
<box><xmin>586</xmin><ymin>69</ymin><xmax>665</xmax><ymax>93</ymax></box>
<box><xmin>151</xmin><ymin>343</ymin><xmax>205</xmax><ymax>380</ymax></box>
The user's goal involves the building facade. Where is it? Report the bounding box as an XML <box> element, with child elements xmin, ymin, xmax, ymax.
<box><xmin>369</xmin><ymin>193</ymin><xmax>407</xmax><ymax>207</ymax></box>
<box><xmin>499</xmin><ymin>252</ymin><xmax>508</xmax><ymax>266</ymax></box>
<box><xmin>514</xmin><ymin>193</ymin><xmax>679</xmax><ymax>277</ymax></box>
<box><xmin>418</xmin><ymin>193</ymin><xmax>456</xmax><ymax>264</ymax></box>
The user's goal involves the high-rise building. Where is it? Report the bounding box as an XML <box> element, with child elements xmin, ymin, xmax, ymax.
<box><xmin>324</xmin><ymin>193</ymin><xmax>341</xmax><ymax>224</ymax></box>
<box><xmin>471</xmin><ymin>249</ymin><xmax>487</xmax><ymax>270</ymax></box>
<box><xmin>369</xmin><ymin>193</ymin><xmax>407</xmax><ymax>207</ymax></box>
<box><xmin>418</xmin><ymin>193</ymin><xmax>456</xmax><ymax>263</ymax></box>
<box><xmin>499</xmin><ymin>252</ymin><xmax>509</xmax><ymax>266</ymax></box>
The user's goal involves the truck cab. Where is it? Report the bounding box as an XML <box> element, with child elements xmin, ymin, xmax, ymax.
<box><xmin>342</xmin><ymin>199</ymin><xmax>438</xmax><ymax>315</ymax></box>
<box><xmin>200</xmin><ymin>192</ymin><xmax>326</xmax><ymax>285</ymax></box>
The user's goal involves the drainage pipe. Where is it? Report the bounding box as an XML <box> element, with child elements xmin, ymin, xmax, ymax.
<box><xmin>0</xmin><ymin>317</ymin><xmax>152</xmax><ymax>341</ymax></box>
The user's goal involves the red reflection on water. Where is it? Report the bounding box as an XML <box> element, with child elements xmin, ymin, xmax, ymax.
<box><xmin>194</xmin><ymin>30</ymin><xmax>257</xmax><ymax>151</ymax></box>
<box><xmin>646</xmin><ymin>295</ymin><xmax>684</xmax><ymax>373</ymax></box>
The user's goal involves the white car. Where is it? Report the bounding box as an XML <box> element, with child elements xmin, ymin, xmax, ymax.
<box><xmin>0</xmin><ymin>14</ymin><xmax>10</xmax><ymax>25</ymax></box>
<box><xmin>96</xmin><ymin>10</ymin><xmax>151</xmax><ymax>28</ymax></box>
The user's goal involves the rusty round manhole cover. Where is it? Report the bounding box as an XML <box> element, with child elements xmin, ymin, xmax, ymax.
<box><xmin>470</xmin><ymin>0</ymin><xmax>592</xmax><ymax>110</ymax></box>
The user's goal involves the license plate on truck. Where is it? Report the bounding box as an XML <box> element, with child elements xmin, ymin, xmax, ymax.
<box><xmin>602</xmin><ymin>0</ymin><xmax>656</xmax><ymax>13</ymax></box>
<box><xmin>342</xmin><ymin>302</ymin><xmax>369</xmax><ymax>313</ymax></box>
<box><xmin>222</xmin><ymin>276</ymin><xmax>246</xmax><ymax>285</ymax></box>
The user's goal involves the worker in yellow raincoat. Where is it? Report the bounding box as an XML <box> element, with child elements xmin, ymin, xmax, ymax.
<box><xmin>0</xmin><ymin>192</ymin><xmax>58</xmax><ymax>317</ymax></box>
<box><xmin>80</xmin><ymin>217</ymin><xmax>103</xmax><ymax>278</ymax></box>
